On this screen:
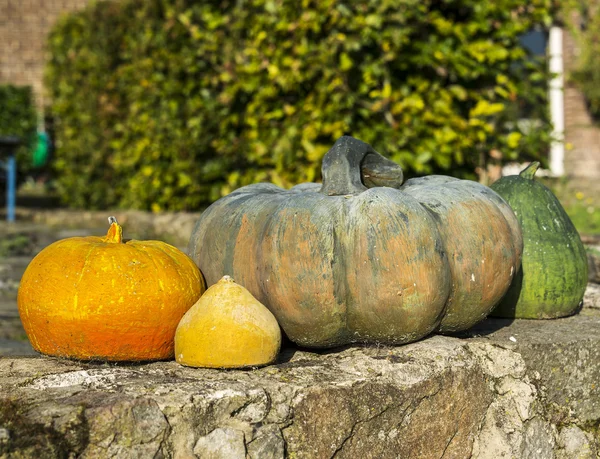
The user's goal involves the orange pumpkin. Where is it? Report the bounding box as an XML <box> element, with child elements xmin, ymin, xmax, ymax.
<box><xmin>18</xmin><ymin>217</ymin><xmax>205</xmax><ymax>361</ymax></box>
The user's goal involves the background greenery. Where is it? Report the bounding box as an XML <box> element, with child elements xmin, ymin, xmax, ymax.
<box><xmin>46</xmin><ymin>0</ymin><xmax>556</xmax><ymax>211</ymax></box>
<box><xmin>545</xmin><ymin>179</ymin><xmax>600</xmax><ymax>235</ymax></box>
<box><xmin>0</xmin><ymin>85</ymin><xmax>38</xmax><ymax>178</ymax></box>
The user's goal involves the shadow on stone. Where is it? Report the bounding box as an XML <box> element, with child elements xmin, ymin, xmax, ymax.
<box><xmin>452</xmin><ymin>316</ymin><xmax>516</xmax><ymax>338</ymax></box>
<box><xmin>0</xmin><ymin>398</ymin><xmax>89</xmax><ymax>457</ymax></box>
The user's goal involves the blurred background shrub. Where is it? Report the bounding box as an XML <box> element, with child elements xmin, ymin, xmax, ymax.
<box><xmin>0</xmin><ymin>85</ymin><xmax>38</xmax><ymax>179</ymax></box>
<box><xmin>46</xmin><ymin>0</ymin><xmax>555</xmax><ymax>211</ymax></box>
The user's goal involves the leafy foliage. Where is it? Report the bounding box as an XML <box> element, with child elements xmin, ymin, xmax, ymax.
<box><xmin>0</xmin><ymin>85</ymin><xmax>38</xmax><ymax>177</ymax></box>
<box><xmin>46</xmin><ymin>0</ymin><xmax>555</xmax><ymax>210</ymax></box>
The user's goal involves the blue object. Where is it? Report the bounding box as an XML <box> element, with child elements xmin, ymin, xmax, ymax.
<box><xmin>6</xmin><ymin>155</ymin><xmax>15</xmax><ymax>222</ymax></box>
<box><xmin>0</xmin><ymin>136</ymin><xmax>20</xmax><ymax>222</ymax></box>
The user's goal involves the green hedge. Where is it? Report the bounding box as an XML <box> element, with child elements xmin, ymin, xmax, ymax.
<box><xmin>0</xmin><ymin>85</ymin><xmax>38</xmax><ymax>177</ymax></box>
<box><xmin>46</xmin><ymin>0</ymin><xmax>555</xmax><ymax>211</ymax></box>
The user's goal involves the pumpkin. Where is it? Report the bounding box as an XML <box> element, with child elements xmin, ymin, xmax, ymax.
<box><xmin>175</xmin><ymin>275</ymin><xmax>281</xmax><ymax>368</ymax></box>
<box><xmin>18</xmin><ymin>217</ymin><xmax>205</xmax><ymax>361</ymax></box>
<box><xmin>189</xmin><ymin>136</ymin><xmax>522</xmax><ymax>348</ymax></box>
<box><xmin>490</xmin><ymin>162</ymin><xmax>588</xmax><ymax>318</ymax></box>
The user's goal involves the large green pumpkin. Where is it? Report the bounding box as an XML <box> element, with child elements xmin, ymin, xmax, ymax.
<box><xmin>490</xmin><ymin>162</ymin><xmax>588</xmax><ymax>318</ymax></box>
<box><xmin>189</xmin><ymin>137</ymin><xmax>522</xmax><ymax>347</ymax></box>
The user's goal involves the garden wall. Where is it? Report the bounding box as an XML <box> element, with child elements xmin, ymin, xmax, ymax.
<box><xmin>1</xmin><ymin>286</ymin><xmax>600</xmax><ymax>458</ymax></box>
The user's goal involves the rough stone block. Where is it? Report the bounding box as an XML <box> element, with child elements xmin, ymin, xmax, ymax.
<box><xmin>0</xmin><ymin>285</ymin><xmax>599</xmax><ymax>458</ymax></box>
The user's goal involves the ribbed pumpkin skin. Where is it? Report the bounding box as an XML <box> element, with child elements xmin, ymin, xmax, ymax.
<box><xmin>490</xmin><ymin>163</ymin><xmax>588</xmax><ymax>318</ymax></box>
<box><xmin>402</xmin><ymin>176</ymin><xmax>522</xmax><ymax>332</ymax></box>
<box><xmin>189</xmin><ymin>137</ymin><xmax>522</xmax><ymax>347</ymax></box>
<box><xmin>192</xmin><ymin>185</ymin><xmax>452</xmax><ymax>347</ymax></box>
<box><xmin>18</xmin><ymin>222</ymin><xmax>205</xmax><ymax>361</ymax></box>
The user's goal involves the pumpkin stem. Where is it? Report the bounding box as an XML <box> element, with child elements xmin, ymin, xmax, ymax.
<box><xmin>519</xmin><ymin>162</ymin><xmax>540</xmax><ymax>180</ymax></box>
<box><xmin>320</xmin><ymin>136</ymin><xmax>404</xmax><ymax>196</ymax></box>
<box><xmin>104</xmin><ymin>216</ymin><xmax>123</xmax><ymax>243</ymax></box>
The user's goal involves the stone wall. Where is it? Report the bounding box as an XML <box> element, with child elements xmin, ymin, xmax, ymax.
<box><xmin>12</xmin><ymin>207</ymin><xmax>201</xmax><ymax>248</ymax></box>
<box><xmin>0</xmin><ymin>0</ymin><xmax>92</xmax><ymax>111</ymax></box>
<box><xmin>2</xmin><ymin>208</ymin><xmax>600</xmax><ymax>457</ymax></box>
<box><xmin>1</xmin><ymin>285</ymin><xmax>600</xmax><ymax>458</ymax></box>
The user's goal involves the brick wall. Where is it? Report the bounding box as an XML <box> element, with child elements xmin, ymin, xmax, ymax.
<box><xmin>0</xmin><ymin>0</ymin><xmax>92</xmax><ymax>112</ymax></box>
<box><xmin>562</xmin><ymin>18</ymin><xmax>600</xmax><ymax>180</ymax></box>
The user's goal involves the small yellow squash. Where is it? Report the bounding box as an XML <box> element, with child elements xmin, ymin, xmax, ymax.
<box><xmin>175</xmin><ymin>276</ymin><xmax>281</xmax><ymax>368</ymax></box>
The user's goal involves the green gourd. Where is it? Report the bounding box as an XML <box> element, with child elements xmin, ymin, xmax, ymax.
<box><xmin>491</xmin><ymin>162</ymin><xmax>588</xmax><ymax>318</ymax></box>
<box><xmin>189</xmin><ymin>136</ymin><xmax>522</xmax><ymax>348</ymax></box>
